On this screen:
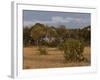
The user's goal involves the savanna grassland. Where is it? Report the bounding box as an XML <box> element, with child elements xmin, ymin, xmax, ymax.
<box><xmin>23</xmin><ymin>23</ymin><xmax>91</xmax><ymax>69</ymax></box>
<box><xmin>23</xmin><ymin>46</ymin><xmax>90</xmax><ymax>69</ymax></box>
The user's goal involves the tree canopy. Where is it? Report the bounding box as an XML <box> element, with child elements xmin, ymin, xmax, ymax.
<box><xmin>23</xmin><ymin>23</ymin><xmax>91</xmax><ymax>47</ymax></box>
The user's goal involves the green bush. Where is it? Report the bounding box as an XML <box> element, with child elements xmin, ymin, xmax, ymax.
<box><xmin>38</xmin><ymin>46</ymin><xmax>48</xmax><ymax>55</ymax></box>
<box><xmin>59</xmin><ymin>39</ymin><xmax>85</xmax><ymax>62</ymax></box>
<box><xmin>40</xmin><ymin>40</ymin><xmax>59</xmax><ymax>47</ymax></box>
<box><xmin>40</xmin><ymin>40</ymin><xmax>49</xmax><ymax>46</ymax></box>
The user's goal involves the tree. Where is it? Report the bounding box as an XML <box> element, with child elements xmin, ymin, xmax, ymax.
<box><xmin>79</xmin><ymin>25</ymin><xmax>91</xmax><ymax>46</ymax></box>
<box><xmin>23</xmin><ymin>26</ymin><xmax>31</xmax><ymax>47</ymax></box>
<box><xmin>30</xmin><ymin>23</ymin><xmax>47</xmax><ymax>46</ymax></box>
<box><xmin>56</xmin><ymin>25</ymin><xmax>67</xmax><ymax>43</ymax></box>
<box><xmin>46</xmin><ymin>26</ymin><xmax>58</xmax><ymax>42</ymax></box>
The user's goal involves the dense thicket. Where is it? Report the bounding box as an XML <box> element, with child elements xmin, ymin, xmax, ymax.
<box><xmin>23</xmin><ymin>23</ymin><xmax>91</xmax><ymax>47</ymax></box>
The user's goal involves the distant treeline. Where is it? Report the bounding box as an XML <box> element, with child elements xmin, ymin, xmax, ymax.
<box><xmin>23</xmin><ymin>23</ymin><xmax>91</xmax><ymax>47</ymax></box>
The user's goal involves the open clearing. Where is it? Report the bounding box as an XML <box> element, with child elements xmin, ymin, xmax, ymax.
<box><xmin>23</xmin><ymin>47</ymin><xmax>91</xmax><ymax>69</ymax></box>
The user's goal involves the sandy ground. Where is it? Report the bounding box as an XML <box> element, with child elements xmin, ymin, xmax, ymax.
<box><xmin>23</xmin><ymin>47</ymin><xmax>91</xmax><ymax>69</ymax></box>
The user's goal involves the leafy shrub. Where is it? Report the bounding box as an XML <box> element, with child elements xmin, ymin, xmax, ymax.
<box><xmin>47</xmin><ymin>41</ymin><xmax>58</xmax><ymax>47</ymax></box>
<box><xmin>38</xmin><ymin>46</ymin><xmax>48</xmax><ymax>55</ymax></box>
<box><xmin>40</xmin><ymin>40</ymin><xmax>49</xmax><ymax>46</ymax></box>
<box><xmin>59</xmin><ymin>39</ymin><xmax>85</xmax><ymax>62</ymax></box>
<box><xmin>40</xmin><ymin>40</ymin><xmax>59</xmax><ymax>47</ymax></box>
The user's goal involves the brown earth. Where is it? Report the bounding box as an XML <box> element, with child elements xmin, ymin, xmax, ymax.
<box><xmin>23</xmin><ymin>47</ymin><xmax>91</xmax><ymax>69</ymax></box>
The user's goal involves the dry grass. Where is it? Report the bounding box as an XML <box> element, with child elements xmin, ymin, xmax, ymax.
<box><xmin>23</xmin><ymin>46</ymin><xmax>91</xmax><ymax>69</ymax></box>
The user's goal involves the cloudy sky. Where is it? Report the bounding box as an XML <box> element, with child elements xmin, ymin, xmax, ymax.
<box><xmin>23</xmin><ymin>10</ymin><xmax>91</xmax><ymax>29</ymax></box>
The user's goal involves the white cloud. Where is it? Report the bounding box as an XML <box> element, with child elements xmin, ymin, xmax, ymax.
<box><xmin>52</xmin><ymin>16</ymin><xmax>82</xmax><ymax>23</ymax></box>
<box><xmin>65</xmin><ymin>17</ymin><xmax>82</xmax><ymax>22</ymax></box>
<box><xmin>23</xmin><ymin>16</ymin><xmax>85</xmax><ymax>27</ymax></box>
<box><xmin>52</xmin><ymin>16</ymin><xmax>70</xmax><ymax>23</ymax></box>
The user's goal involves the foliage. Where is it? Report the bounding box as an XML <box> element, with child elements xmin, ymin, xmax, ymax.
<box><xmin>59</xmin><ymin>39</ymin><xmax>85</xmax><ymax>62</ymax></box>
<box><xmin>23</xmin><ymin>27</ymin><xmax>32</xmax><ymax>47</ymax></box>
<box><xmin>31</xmin><ymin>23</ymin><xmax>46</xmax><ymax>39</ymax></box>
<box><xmin>23</xmin><ymin>23</ymin><xmax>91</xmax><ymax>47</ymax></box>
